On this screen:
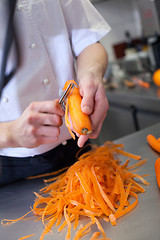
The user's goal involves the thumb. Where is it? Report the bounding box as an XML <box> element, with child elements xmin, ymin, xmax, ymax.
<box><xmin>80</xmin><ymin>89</ymin><xmax>95</xmax><ymax>115</ymax></box>
<box><xmin>77</xmin><ymin>135</ymin><xmax>89</xmax><ymax>148</ymax></box>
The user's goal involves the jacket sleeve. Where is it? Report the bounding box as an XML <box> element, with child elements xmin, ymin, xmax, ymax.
<box><xmin>60</xmin><ymin>0</ymin><xmax>111</xmax><ymax>57</ymax></box>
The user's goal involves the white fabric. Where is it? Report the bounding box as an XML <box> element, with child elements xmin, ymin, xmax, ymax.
<box><xmin>0</xmin><ymin>0</ymin><xmax>111</xmax><ymax>157</ymax></box>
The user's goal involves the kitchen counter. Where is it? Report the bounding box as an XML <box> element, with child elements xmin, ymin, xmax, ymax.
<box><xmin>106</xmin><ymin>83</ymin><xmax>160</xmax><ymax>113</ymax></box>
<box><xmin>1</xmin><ymin>123</ymin><xmax>160</xmax><ymax>240</ymax></box>
<box><xmin>93</xmin><ymin>82</ymin><xmax>160</xmax><ymax>144</ymax></box>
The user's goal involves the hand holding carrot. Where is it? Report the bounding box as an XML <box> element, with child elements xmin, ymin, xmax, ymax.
<box><xmin>77</xmin><ymin>73</ymin><xmax>109</xmax><ymax>147</ymax></box>
<box><xmin>76</xmin><ymin>42</ymin><xmax>109</xmax><ymax>147</ymax></box>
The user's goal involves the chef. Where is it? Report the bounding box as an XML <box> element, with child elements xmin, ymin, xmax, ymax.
<box><xmin>0</xmin><ymin>0</ymin><xmax>111</xmax><ymax>185</ymax></box>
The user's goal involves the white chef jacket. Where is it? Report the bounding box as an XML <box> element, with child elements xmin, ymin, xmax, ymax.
<box><xmin>0</xmin><ymin>0</ymin><xmax>111</xmax><ymax>157</ymax></box>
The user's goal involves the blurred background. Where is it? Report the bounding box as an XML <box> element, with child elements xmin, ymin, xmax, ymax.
<box><xmin>89</xmin><ymin>0</ymin><xmax>160</xmax><ymax>145</ymax></box>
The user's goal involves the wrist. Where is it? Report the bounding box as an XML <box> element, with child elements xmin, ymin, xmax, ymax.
<box><xmin>77</xmin><ymin>62</ymin><xmax>104</xmax><ymax>81</ymax></box>
<box><xmin>0</xmin><ymin>121</ymin><xmax>17</xmax><ymax>148</ymax></box>
<box><xmin>76</xmin><ymin>42</ymin><xmax>108</xmax><ymax>82</ymax></box>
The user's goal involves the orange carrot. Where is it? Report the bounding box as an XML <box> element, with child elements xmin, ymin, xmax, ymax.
<box><xmin>137</xmin><ymin>80</ymin><xmax>150</xmax><ymax>89</ymax></box>
<box><xmin>155</xmin><ymin>157</ymin><xmax>160</xmax><ymax>188</ymax></box>
<box><xmin>146</xmin><ymin>134</ymin><xmax>160</xmax><ymax>153</ymax></box>
<box><xmin>1</xmin><ymin>141</ymin><xmax>149</xmax><ymax>240</ymax></box>
<box><xmin>63</xmin><ymin>80</ymin><xmax>92</xmax><ymax>137</ymax></box>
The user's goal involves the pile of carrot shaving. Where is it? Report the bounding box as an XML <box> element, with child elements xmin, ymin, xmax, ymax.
<box><xmin>1</xmin><ymin>141</ymin><xmax>149</xmax><ymax>240</ymax></box>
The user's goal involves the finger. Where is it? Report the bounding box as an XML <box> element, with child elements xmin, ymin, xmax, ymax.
<box><xmin>90</xmin><ymin>85</ymin><xmax>109</xmax><ymax>132</ymax></box>
<box><xmin>37</xmin><ymin>136</ymin><xmax>59</xmax><ymax>146</ymax></box>
<box><xmin>35</xmin><ymin>125</ymin><xmax>60</xmax><ymax>137</ymax></box>
<box><xmin>87</xmin><ymin>120</ymin><xmax>103</xmax><ymax>140</ymax></box>
<box><xmin>27</xmin><ymin>112</ymin><xmax>63</xmax><ymax>126</ymax></box>
<box><xmin>77</xmin><ymin>135</ymin><xmax>89</xmax><ymax>148</ymax></box>
<box><xmin>28</xmin><ymin>99</ymin><xmax>64</xmax><ymax>116</ymax></box>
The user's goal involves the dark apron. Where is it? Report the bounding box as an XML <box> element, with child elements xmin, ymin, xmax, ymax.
<box><xmin>0</xmin><ymin>139</ymin><xmax>91</xmax><ymax>186</ymax></box>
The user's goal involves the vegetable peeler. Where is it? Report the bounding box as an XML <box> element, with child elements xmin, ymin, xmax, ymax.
<box><xmin>59</xmin><ymin>82</ymin><xmax>76</xmax><ymax>110</ymax></box>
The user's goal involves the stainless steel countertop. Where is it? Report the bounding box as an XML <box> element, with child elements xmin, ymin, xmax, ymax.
<box><xmin>106</xmin><ymin>84</ymin><xmax>160</xmax><ymax>113</ymax></box>
<box><xmin>1</xmin><ymin>123</ymin><xmax>160</xmax><ymax>240</ymax></box>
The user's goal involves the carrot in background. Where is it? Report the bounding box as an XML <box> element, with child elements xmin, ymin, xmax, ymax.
<box><xmin>146</xmin><ymin>134</ymin><xmax>160</xmax><ymax>153</ymax></box>
<box><xmin>155</xmin><ymin>157</ymin><xmax>160</xmax><ymax>188</ymax></box>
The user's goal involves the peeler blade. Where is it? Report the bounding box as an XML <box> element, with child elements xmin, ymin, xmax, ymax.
<box><xmin>59</xmin><ymin>82</ymin><xmax>75</xmax><ymax>110</ymax></box>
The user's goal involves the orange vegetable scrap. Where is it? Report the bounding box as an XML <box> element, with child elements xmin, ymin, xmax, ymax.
<box><xmin>63</xmin><ymin>80</ymin><xmax>92</xmax><ymax>139</ymax></box>
<box><xmin>18</xmin><ymin>233</ymin><xmax>36</xmax><ymax>240</ymax></box>
<box><xmin>155</xmin><ymin>157</ymin><xmax>160</xmax><ymax>188</ymax></box>
<box><xmin>1</xmin><ymin>141</ymin><xmax>149</xmax><ymax>240</ymax></box>
<box><xmin>146</xmin><ymin>134</ymin><xmax>160</xmax><ymax>153</ymax></box>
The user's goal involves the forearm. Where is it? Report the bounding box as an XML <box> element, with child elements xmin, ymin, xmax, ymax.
<box><xmin>76</xmin><ymin>42</ymin><xmax>108</xmax><ymax>83</ymax></box>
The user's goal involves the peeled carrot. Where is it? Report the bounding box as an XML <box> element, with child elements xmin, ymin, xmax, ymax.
<box><xmin>146</xmin><ymin>134</ymin><xmax>160</xmax><ymax>153</ymax></box>
<box><xmin>63</xmin><ymin>80</ymin><xmax>92</xmax><ymax>137</ymax></box>
<box><xmin>155</xmin><ymin>157</ymin><xmax>160</xmax><ymax>188</ymax></box>
<box><xmin>1</xmin><ymin>141</ymin><xmax>149</xmax><ymax>240</ymax></box>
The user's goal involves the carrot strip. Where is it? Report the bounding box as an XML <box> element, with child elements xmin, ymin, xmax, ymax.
<box><xmin>114</xmin><ymin>192</ymin><xmax>138</xmax><ymax>219</ymax></box>
<box><xmin>126</xmin><ymin>159</ymin><xmax>147</xmax><ymax>170</ymax></box>
<box><xmin>64</xmin><ymin>206</ymin><xmax>71</xmax><ymax>240</ymax></box>
<box><xmin>1</xmin><ymin>210</ymin><xmax>33</xmax><ymax>225</ymax></box>
<box><xmin>117</xmin><ymin>149</ymin><xmax>141</xmax><ymax>160</ymax></box>
<box><xmin>26</xmin><ymin>167</ymin><xmax>68</xmax><ymax>180</ymax></box>
<box><xmin>74</xmin><ymin>215</ymin><xmax>79</xmax><ymax>230</ymax></box>
<box><xmin>91</xmin><ymin>166</ymin><xmax>115</xmax><ymax>213</ymax></box>
<box><xmin>18</xmin><ymin>233</ymin><xmax>36</xmax><ymax>240</ymax></box>
<box><xmin>90</xmin><ymin>231</ymin><xmax>101</xmax><ymax>240</ymax></box>
<box><xmin>65</xmin><ymin>98</ymin><xmax>76</xmax><ymax>140</ymax></box>
<box><xmin>73</xmin><ymin>221</ymin><xmax>93</xmax><ymax>240</ymax></box>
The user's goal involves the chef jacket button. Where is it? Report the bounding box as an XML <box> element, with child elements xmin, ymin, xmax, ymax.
<box><xmin>2</xmin><ymin>97</ymin><xmax>8</xmax><ymax>103</ymax></box>
<box><xmin>30</xmin><ymin>43</ymin><xmax>37</xmax><ymax>49</ymax></box>
<box><xmin>17</xmin><ymin>4</ymin><xmax>23</xmax><ymax>11</ymax></box>
<box><xmin>62</xmin><ymin>140</ymin><xmax>67</xmax><ymax>145</ymax></box>
<box><xmin>43</xmin><ymin>78</ymin><xmax>50</xmax><ymax>85</ymax></box>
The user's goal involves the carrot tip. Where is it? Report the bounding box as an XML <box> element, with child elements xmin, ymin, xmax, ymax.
<box><xmin>81</xmin><ymin>128</ymin><xmax>92</xmax><ymax>135</ymax></box>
